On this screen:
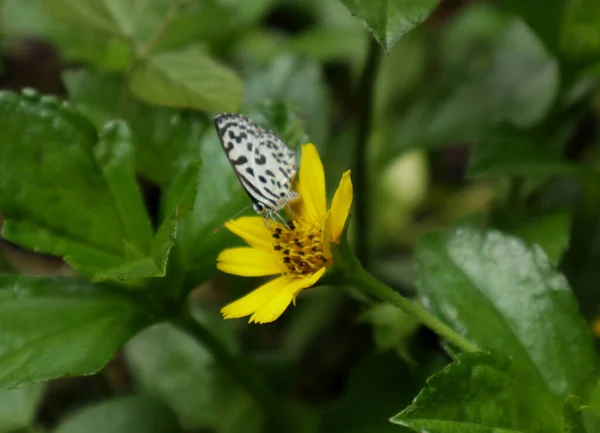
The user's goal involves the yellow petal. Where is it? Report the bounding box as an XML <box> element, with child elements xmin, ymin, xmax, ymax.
<box><xmin>297</xmin><ymin>144</ymin><xmax>327</xmax><ymax>225</ymax></box>
<box><xmin>327</xmin><ymin>170</ymin><xmax>353</xmax><ymax>242</ymax></box>
<box><xmin>221</xmin><ymin>276</ymin><xmax>288</xmax><ymax>319</ymax></box>
<box><xmin>249</xmin><ymin>268</ymin><xmax>326</xmax><ymax>324</ymax></box>
<box><xmin>225</xmin><ymin>216</ymin><xmax>273</xmax><ymax>251</ymax></box>
<box><xmin>217</xmin><ymin>247</ymin><xmax>283</xmax><ymax>276</ymax></box>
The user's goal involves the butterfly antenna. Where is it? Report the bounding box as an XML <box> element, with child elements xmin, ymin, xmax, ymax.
<box><xmin>213</xmin><ymin>205</ymin><xmax>252</xmax><ymax>233</ymax></box>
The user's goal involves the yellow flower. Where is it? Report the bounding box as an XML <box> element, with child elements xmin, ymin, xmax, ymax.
<box><xmin>217</xmin><ymin>143</ymin><xmax>353</xmax><ymax>324</ymax></box>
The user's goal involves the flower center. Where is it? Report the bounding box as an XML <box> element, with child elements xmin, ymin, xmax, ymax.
<box><xmin>271</xmin><ymin>220</ymin><xmax>328</xmax><ymax>276</ymax></box>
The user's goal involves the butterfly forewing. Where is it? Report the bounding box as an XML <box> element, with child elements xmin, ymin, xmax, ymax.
<box><xmin>214</xmin><ymin>113</ymin><xmax>298</xmax><ymax>214</ymax></box>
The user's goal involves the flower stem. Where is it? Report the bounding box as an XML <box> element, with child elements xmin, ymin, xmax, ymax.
<box><xmin>353</xmin><ymin>37</ymin><xmax>382</xmax><ymax>266</ymax></box>
<box><xmin>351</xmin><ymin>266</ymin><xmax>479</xmax><ymax>353</ymax></box>
<box><xmin>173</xmin><ymin>308</ymin><xmax>281</xmax><ymax>418</ymax></box>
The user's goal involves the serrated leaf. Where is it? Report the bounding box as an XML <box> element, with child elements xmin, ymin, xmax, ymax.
<box><xmin>415</xmin><ymin>227</ymin><xmax>600</xmax><ymax>400</ymax></box>
<box><xmin>0</xmin><ymin>89</ymin><xmax>180</xmax><ymax>281</ymax></box>
<box><xmin>63</xmin><ymin>70</ymin><xmax>208</xmax><ymax>185</ymax></box>
<box><xmin>468</xmin><ymin>127</ymin><xmax>574</xmax><ymax>178</ymax></box>
<box><xmin>0</xmin><ymin>276</ymin><xmax>154</xmax><ymax>390</ymax></box>
<box><xmin>0</xmin><ymin>383</ymin><xmax>45</xmax><ymax>432</ymax></box>
<box><xmin>391</xmin><ymin>351</ymin><xmax>561</xmax><ymax>433</ymax></box>
<box><xmin>54</xmin><ymin>396</ymin><xmax>183</xmax><ymax>433</ymax></box>
<box><xmin>338</xmin><ymin>0</ymin><xmax>440</xmax><ymax>52</ymax></box>
<box><xmin>129</xmin><ymin>47</ymin><xmax>243</xmax><ymax>112</ymax></box>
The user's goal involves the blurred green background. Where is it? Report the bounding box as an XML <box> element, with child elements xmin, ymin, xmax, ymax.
<box><xmin>0</xmin><ymin>0</ymin><xmax>600</xmax><ymax>431</ymax></box>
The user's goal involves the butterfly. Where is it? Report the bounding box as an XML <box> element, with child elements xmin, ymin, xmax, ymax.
<box><xmin>214</xmin><ymin>113</ymin><xmax>300</xmax><ymax>222</ymax></box>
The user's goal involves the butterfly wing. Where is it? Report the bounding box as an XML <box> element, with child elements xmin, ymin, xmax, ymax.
<box><xmin>214</xmin><ymin>114</ymin><xmax>298</xmax><ymax>213</ymax></box>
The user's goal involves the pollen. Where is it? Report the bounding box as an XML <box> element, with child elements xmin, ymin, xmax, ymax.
<box><xmin>272</xmin><ymin>219</ymin><xmax>328</xmax><ymax>276</ymax></box>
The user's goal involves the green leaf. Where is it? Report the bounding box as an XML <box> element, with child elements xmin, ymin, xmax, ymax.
<box><xmin>125</xmin><ymin>320</ymin><xmax>263</xmax><ymax>432</ymax></box>
<box><xmin>42</xmin><ymin>0</ymin><xmax>138</xmax><ymax>39</ymax></box>
<box><xmin>497</xmin><ymin>210</ymin><xmax>571</xmax><ymax>266</ymax></box>
<box><xmin>337</xmin><ymin>0</ymin><xmax>440</xmax><ymax>52</ymax></box>
<box><xmin>63</xmin><ymin>70</ymin><xmax>208</xmax><ymax>185</ymax></box>
<box><xmin>415</xmin><ymin>227</ymin><xmax>600</xmax><ymax>400</ymax></box>
<box><xmin>561</xmin><ymin>0</ymin><xmax>600</xmax><ymax>59</ymax></box>
<box><xmin>0</xmin><ymin>383</ymin><xmax>45</xmax><ymax>432</ymax></box>
<box><xmin>0</xmin><ymin>276</ymin><xmax>154</xmax><ymax>389</ymax></box>
<box><xmin>54</xmin><ymin>396</ymin><xmax>183</xmax><ymax>433</ymax></box>
<box><xmin>129</xmin><ymin>47</ymin><xmax>243</xmax><ymax>112</ymax></box>
<box><xmin>94</xmin><ymin>121</ymin><xmax>154</xmax><ymax>253</ymax></box>
<box><xmin>391</xmin><ymin>351</ymin><xmax>561</xmax><ymax>433</ymax></box>
<box><xmin>0</xmin><ymin>89</ymin><xmax>184</xmax><ymax>280</ymax></box>
<box><xmin>468</xmin><ymin>127</ymin><xmax>574</xmax><ymax>178</ymax></box>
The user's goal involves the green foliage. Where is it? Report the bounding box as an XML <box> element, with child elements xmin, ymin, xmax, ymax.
<box><xmin>376</xmin><ymin>6</ymin><xmax>560</xmax><ymax>165</ymax></box>
<box><xmin>0</xmin><ymin>276</ymin><xmax>154</xmax><ymax>390</ymax></box>
<box><xmin>337</xmin><ymin>0</ymin><xmax>440</xmax><ymax>52</ymax></box>
<box><xmin>497</xmin><ymin>210</ymin><xmax>572</xmax><ymax>265</ymax></box>
<box><xmin>0</xmin><ymin>384</ymin><xmax>45</xmax><ymax>432</ymax></box>
<box><xmin>125</xmin><ymin>321</ymin><xmax>262</xmax><ymax>432</ymax></box>
<box><xmin>42</xmin><ymin>0</ymin><xmax>141</xmax><ymax>40</ymax></box>
<box><xmin>468</xmin><ymin>127</ymin><xmax>574</xmax><ymax>178</ymax></box>
<box><xmin>54</xmin><ymin>396</ymin><xmax>184</xmax><ymax>433</ymax></box>
<box><xmin>561</xmin><ymin>0</ymin><xmax>600</xmax><ymax>60</ymax></box>
<box><xmin>0</xmin><ymin>89</ymin><xmax>181</xmax><ymax>281</ymax></box>
<box><xmin>1</xmin><ymin>0</ymin><xmax>600</xmax><ymax>431</ymax></box>
<box><xmin>62</xmin><ymin>70</ymin><xmax>207</xmax><ymax>185</ymax></box>
<box><xmin>415</xmin><ymin>227</ymin><xmax>600</xmax><ymax>400</ymax></box>
<box><xmin>129</xmin><ymin>47</ymin><xmax>243</xmax><ymax>112</ymax></box>
<box><xmin>392</xmin><ymin>351</ymin><xmax>561</xmax><ymax>432</ymax></box>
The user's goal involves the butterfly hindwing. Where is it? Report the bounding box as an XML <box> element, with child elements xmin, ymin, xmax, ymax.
<box><xmin>214</xmin><ymin>113</ymin><xmax>298</xmax><ymax>214</ymax></box>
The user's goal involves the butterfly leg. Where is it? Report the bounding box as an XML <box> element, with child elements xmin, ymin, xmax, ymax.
<box><xmin>270</xmin><ymin>211</ymin><xmax>288</xmax><ymax>227</ymax></box>
<box><xmin>286</xmin><ymin>203</ymin><xmax>298</xmax><ymax>218</ymax></box>
<box><xmin>262</xmin><ymin>216</ymin><xmax>275</xmax><ymax>231</ymax></box>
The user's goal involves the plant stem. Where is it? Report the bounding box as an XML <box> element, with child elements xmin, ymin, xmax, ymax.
<box><xmin>351</xmin><ymin>267</ymin><xmax>479</xmax><ymax>353</ymax></box>
<box><xmin>353</xmin><ymin>37</ymin><xmax>382</xmax><ymax>267</ymax></box>
<box><xmin>173</xmin><ymin>309</ymin><xmax>281</xmax><ymax>418</ymax></box>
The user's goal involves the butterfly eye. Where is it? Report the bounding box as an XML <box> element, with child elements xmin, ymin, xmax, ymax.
<box><xmin>253</xmin><ymin>203</ymin><xmax>264</xmax><ymax>213</ymax></box>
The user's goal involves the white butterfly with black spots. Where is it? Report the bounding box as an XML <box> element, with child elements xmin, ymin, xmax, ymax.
<box><xmin>214</xmin><ymin>113</ymin><xmax>300</xmax><ymax>218</ymax></box>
